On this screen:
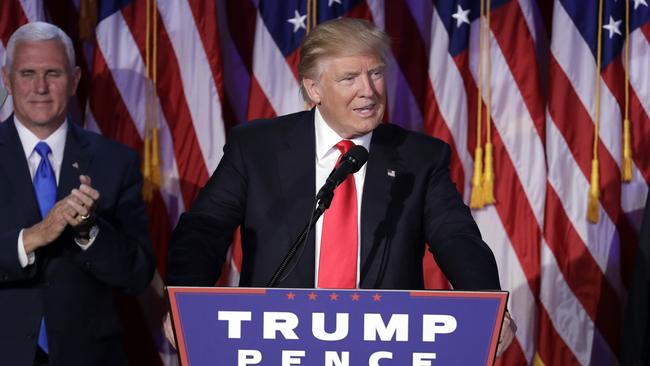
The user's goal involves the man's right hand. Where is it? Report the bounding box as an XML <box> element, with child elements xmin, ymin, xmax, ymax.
<box><xmin>22</xmin><ymin>198</ymin><xmax>74</xmax><ymax>254</ymax></box>
<box><xmin>22</xmin><ymin>176</ymin><xmax>102</xmax><ymax>254</ymax></box>
<box><xmin>164</xmin><ymin>312</ymin><xmax>177</xmax><ymax>349</ymax></box>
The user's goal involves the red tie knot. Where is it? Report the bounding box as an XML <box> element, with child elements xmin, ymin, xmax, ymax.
<box><xmin>335</xmin><ymin>140</ymin><xmax>355</xmax><ymax>154</ymax></box>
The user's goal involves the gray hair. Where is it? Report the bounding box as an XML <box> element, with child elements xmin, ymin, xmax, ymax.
<box><xmin>298</xmin><ymin>18</ymin><xmax>390</xmax><ymax>102</ymax></box>
<box><xmin>4</xmin><ymin>22</ymin><xmax>76</xmax><ymax>71</ymax></box>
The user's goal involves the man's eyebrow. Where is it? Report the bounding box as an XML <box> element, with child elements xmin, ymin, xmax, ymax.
<box><xmin>334</xmin><ymin>71</ymin><xmax>360</xmax><ymax>79</ymax></box>
<box><xmin>337</xmin><ymin>69</ymin><xmax>361</xmax><ymax>75</ymax></box>
<box><xmin>16</xmin><ymin>67</ymin><xmax>65</xmax><ymax>73</ymax></box>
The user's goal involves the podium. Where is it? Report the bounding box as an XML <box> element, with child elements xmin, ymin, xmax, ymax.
<box><xmin>168</xmin><ymin>287</ymin><xmax>507</xmax><ymax>366</ymax></box>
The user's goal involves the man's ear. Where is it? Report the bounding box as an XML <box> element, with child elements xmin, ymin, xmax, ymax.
<box><xmin>70</xmin><ymin>66</ymin><xmax>81</xmax><ymax>96</ymax></box>
<box><xmin>2</xmin><ymin>67</ymin><xmax>12</xmax><ymax>95</ymax></box>
<box><xmin>302</xmin><ymin>77</ymin><xmax>321</xmax><ymax>105</ymax></box>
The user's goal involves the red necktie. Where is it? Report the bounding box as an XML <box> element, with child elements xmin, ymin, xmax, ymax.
<box><xmin>318</xmin><ymin>140</ymin><xmax>358</xmax><ymax>288</ymax></box>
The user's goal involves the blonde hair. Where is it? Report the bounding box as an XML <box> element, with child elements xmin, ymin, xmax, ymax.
<box><xmin>298</xmin><ymin>18</ymin><xmax>390</xmax><ymax>102</ymax></box>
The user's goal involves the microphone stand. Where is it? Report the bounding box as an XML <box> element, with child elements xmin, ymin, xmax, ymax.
<box><xmin>266</xmin><ymin>193</ymin><xmax>333</xmax><ymax>287</ymax></box>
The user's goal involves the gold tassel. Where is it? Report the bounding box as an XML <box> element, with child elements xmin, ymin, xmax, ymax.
<box><xmin>151</xmin><ymin>127</ymin><xmax>161</xmax><ymax>186</ymax></box>
<box><xmin>588</xmin><ymin>0</ymin><xmax>604</xmax><ymax>223</ymax></box>
<box><xmin>79</xmin><ymin>0</ymin><xmax>97</xmax><ymax>40</ymax></box>
<box><xmin>622</xmin><ymin>0</ymin><xmax>632</xmax><ymax>183</ymax></box>
<box><xmin>470</xmin><ymin>146</ymin><xmax>484</xmax><ymax>209</ymax></box>
<box><xmin>470</xmin><ymin>0</ymin><xmax>486</xmax><ymax>210</ymax></box>
<box><xmin>142</xmin><ymin>134</ymin><xmax>153</xmax><ymax>201</ymax></box>
<box><xmin>141</xmin><ymin>0</ymin><xmax>155</xmax><ymax>202</ymax></box>
<box><xmin>533</xmin><ymin>353</ymin><xmax>546</xmax><ymax>366</ymax></box>
<box><xmin>622</xmin><ymin>119</ymin><xmax>632</xmax><ymax>181</ymax></box>
<box><xmin>481</xmin><ymin>0</ymin><xmax>495</xmax><ymax>206</ymax></box>
<box><xmin>482</xmin><ymin>142</ymin><xmax>496</xmax><ymax>205</ymax></box>
<box><xmin>587</xmin><ymin>159</ymin><xmax>600</xmax><ymax>223</ymax></box>
<box><xmin>142</xmin><ymin>0</ymin><xmax>161</xmax><ymax>202</ymax></box>
<box><xmin>149</xmin><ymin>1</ymin><xmax>161</xmax><ymax>191</ymax></box>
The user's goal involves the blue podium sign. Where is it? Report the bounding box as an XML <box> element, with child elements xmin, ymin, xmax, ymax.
<box><xmin>168</xmin><ymin>287</ymin><xmax>507</xmax><ymax>366</ymax></box>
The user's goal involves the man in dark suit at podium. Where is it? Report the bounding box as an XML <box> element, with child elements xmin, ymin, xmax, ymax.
<box><xmin>0</xmin><ymin>22</ymin><xmax>155</xmax><ymax>365</ymax></box>
<box><xmin>167</xmin><ymin>18</ymin><xmax>515</xmax><ymax>354</ymax></box>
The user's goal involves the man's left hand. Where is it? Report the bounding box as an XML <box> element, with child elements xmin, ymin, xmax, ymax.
<box><xmin>496</xmin><ymin>310</ymin><xmax>517</xmax><ymax>357</ymax></box>
<box><xmin>63</xmin><ymin>175</ymin><xmax>100</xmax><ymax>235</ymax></box>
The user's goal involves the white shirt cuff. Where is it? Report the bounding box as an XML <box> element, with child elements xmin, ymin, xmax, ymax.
<box><xmin>17</xmin><ymin>229</ymin><xmax>35</xmax><ymax>268</ymax></box>
<box><xmin>74</xmin><ymin>225</ymin><xmax>100</xmax><ymax>250</ymax></box>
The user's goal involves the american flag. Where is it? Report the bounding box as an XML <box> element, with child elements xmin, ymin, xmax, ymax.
<box><xmin>1</xmin><ymin>1</ymin><xmax>648</xmax><ymax>365</ymax></box>
<box><xmin>541</xmin><ymin>1</ymin><xmax>650</xmax><ymax>365</ymax></box>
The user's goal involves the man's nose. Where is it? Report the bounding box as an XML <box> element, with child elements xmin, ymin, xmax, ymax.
<box><xmin>34</xmin><ymin>74</ymin><xmax>48</xmax><ymax>94</ymax></box>
<box><xmin>358</xmin><ymin>73</ymin><xmax>376</xmax><ymax>98</ymax></box>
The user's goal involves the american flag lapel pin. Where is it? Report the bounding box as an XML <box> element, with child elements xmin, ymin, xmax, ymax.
<box><xmin>387</xmin><ymin>169</ymin><xmax>396</xmax><ymax>178</ymax></box>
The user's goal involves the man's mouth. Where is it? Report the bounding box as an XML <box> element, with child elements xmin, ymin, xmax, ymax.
<box><xmin>353</xmin><ymin>103</ymin><xmax>376</xmax><ymax>116</ymax></box>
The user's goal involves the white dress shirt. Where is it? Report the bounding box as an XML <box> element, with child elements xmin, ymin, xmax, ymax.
<box><xmin>313</xmin><ymin>107</ymin><xmax>372</xmax><ymax>288</ymax></box>
<box><xmin>15</xmin><ymin>118</ymin><xmax>94</xmax><ymax>268</ymax></box>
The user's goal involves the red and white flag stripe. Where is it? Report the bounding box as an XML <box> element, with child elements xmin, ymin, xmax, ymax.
<box><xmin>2</xmin><ymin>1</ymin><xmax>649</xmax><ymax>365</ymax></box>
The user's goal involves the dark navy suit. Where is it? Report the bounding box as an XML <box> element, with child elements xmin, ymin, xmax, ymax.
<box><xmin>0</xmin><ymin>117</ymin><xmax>155</xmax><ymax>366</ymax></box>
<box><xmin>167</xmin><ymin>109</ymin><xmax>500</xmax><ymax>291</ymax></box>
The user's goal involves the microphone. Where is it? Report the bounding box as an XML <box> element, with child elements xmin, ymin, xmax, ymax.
<box><xmin>316</xmin><ymin>145</ymin><xmax>369</xmax><ymax>200</ymax></box>
<box><xmin>266</xmin><ymin>144</ymin><xmax>368</xmax><ymax>287</ymax></box>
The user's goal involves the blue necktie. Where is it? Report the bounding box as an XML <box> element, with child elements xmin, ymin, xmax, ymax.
<box><xmin>33</xmin><ymin>141</ymin><xmax>56</xmax><ymax>353</ymax></box>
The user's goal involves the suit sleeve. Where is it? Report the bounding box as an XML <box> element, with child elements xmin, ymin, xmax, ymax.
<box><xmin>72</xmin><ymin>149</ymin><xmax>155</xmax><ymax>295</ymax></box>
<box><xmin>166</xmin><ymin>128</ymin><xmax>248</xmax><ymax>286</ymax></box>
<box><xmin>0</xmin><ymin>229</ymin><xmax>37</xmax><ymax>282</ymax></box>
<box><xmin>423</xmin><ymin>143</ymin><xmax>501</xmax><ymax>290</ymax></box>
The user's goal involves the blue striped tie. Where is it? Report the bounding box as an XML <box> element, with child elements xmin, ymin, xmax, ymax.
<box><xmin>33</xmin><ymin>141</ymin><xmax>56</xmax><ymax>353</ymax></box>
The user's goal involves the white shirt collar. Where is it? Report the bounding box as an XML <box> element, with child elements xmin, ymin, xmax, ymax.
<box><xmin>14</xmin><ymin>116</ymin><xmax>68</xmax><ymax>164</ymax></box>
<box><xmin>314</xmin><ymin>107</ymin><xmax>372</xmax><ymax>161</ymax></box>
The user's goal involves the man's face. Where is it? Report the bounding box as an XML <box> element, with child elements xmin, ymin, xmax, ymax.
<box><xmin>304</xmin><ymin>53</ymin><xmax>386</xmax><ymax>139</ymax></box>
<box><xmin>2</xmin><ymin>40</ymin><xmax>80</xmax><ymax>134</ymax></box>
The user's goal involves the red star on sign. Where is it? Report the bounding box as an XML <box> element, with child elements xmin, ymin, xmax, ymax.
<box><xmin>372</xmin><ymin>293</ymin><xmax>382</xmax><ymax>302</ymax></box>
<box><xmin>286</xmin><ymin>292</ymin><xmax>296</xmax><ymax>300</ymax></box>
<box><xmin>329</xmin><ymin>293</ymin><xmax>339</xmax><ymax>301</ymax></box>
<box><xmin>351</xmin><ymin>293</ymin><xmax>361</xmax><ymax>301</ymax></box>
<box><xmin>308</xmin><ymin>292</ymin><xmax>318</xmax><ymax>301</ymax></box>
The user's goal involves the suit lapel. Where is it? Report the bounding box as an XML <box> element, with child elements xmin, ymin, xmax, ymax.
<box><xmin>359</xmin><ymin>124</ymin><xmax>402</xmax><ymax>288</ymax></box>
<box><xmin>0</xmin><ymin>117</ymin><xmax>41</xmax><ymax>221</ymax></box>
<box><xmin>275</xmin><ymin>110</ymin><xmax>317</xmax><ymax>285</ymax></box>
<box><xmin>57</xmin><ymin>122</ymin><xmax>92</xmax><ymax>200</ymax></box>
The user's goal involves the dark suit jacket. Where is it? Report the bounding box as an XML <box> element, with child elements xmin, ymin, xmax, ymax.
<box><xmin>622</xmin><ymin>191</ymin><xmax>650</xmax><ymax>365</ymax></box>
<box><xmin>168</xmin><ymin>109</ymin><xmax>500</xmax><ymax>291</ymax></box>
<box><xmin>0</xmin><ymin>117</ymin><xmax>155</xmax><ymax>366</ymax></box>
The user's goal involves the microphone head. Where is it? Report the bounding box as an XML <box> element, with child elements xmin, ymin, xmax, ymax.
<box><xmin>341</xmin><ymin>145</ymin><xmax>369</xmax><ymax>173</ymax></box>
<box><xmin>315</xmin><ymin>145</ymin><xmax>369</xmax><ymax>200</ymax></box>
